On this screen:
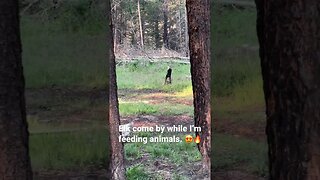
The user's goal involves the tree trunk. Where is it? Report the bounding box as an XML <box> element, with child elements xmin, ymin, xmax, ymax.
<box><xmin>163</xmin><ymin>0</ymin><xmax>169</xmax><ymax>48</ymax></box>
<box><xmin>113</xmin><ymin>2</ymin><xmax>118</xmax><ymax>54</ymax></box>
<box><xmin>186</xmin><ymin>0</ymin><xmax>211</xmax><ymax>176</ymax></box>
<box><xmin>107</xmin><ymin>1</ymin><xmax>125</xmax><ymax>180</ymax></box>
<box><xmin>178</xmin><ymin>0</ymin><xmax>182</xmax><ymax>52</ymax></box>
<box><xmin>184</xmin><ymin>4</ymin><xmax>189</xmax><ymax>57</ymax></box>
<box><xmin>154</xmin><ymin>17</ymin><xmax>161</xmax><ymax>49</ymax></box>
<box><xmin>137</xmin><ymin>0</ymin><xmax>144</xmax><ymax>49</ymax></box>
<box><xmin>255</xmin><ymin>0</ymin><xmax>320</xmax><ymax>179</ymax></box>
<box><xmin>0</xmin><ymin>1</ymin><xmax>33</xmax><ymax>179</ymax></box>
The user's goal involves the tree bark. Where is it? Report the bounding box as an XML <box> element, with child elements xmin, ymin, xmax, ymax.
<box><xmin>107</xmin><ymin>1</ymin><xmax>125</xmax><ymax>180</ymax></box>
<box><xmin>137</xmin><ymin>0</ymin><xmax>144</xmax><ymax>49</ymax></box>
<box><xmin>162</xmin><ymin>0</ymin><xmax>169</xmax><ymax>49</ymax></box>
<box><xmin>0</xmin><ymin>0</ymin><xmax>33</xmax><ymax>179</ymax></box>
<box><xmin>154</xmin><ymin>17</ymin><xmax>161</xmax><ymax>49</ymax></box>
<box><xmin>186</xmin><ymin>0</ymin><xmax>211</xmax><ymax>176</ymax></box>
<box><xmin>184</xmin><ymin>4</ymin><xmax>189</xmax><ymax>57</ymax></box>
<box><xmin>255</xmin><ymin>0</ymin><xmax>320</xmax><ymax>179</ymax></box>
<box><xmin>178</xmin><ymin>0</ymin><xmax>182</xmax><ymax>51</ymax></box>
<box><xmin>113</xmin><ymin>2</ymin><xmax>118</xmax><ymax>53</ymax></box>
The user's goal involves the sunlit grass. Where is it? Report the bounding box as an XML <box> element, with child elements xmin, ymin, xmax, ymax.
<box><xmin>119</xmin><ymin>102</ymin><xmax>193</xmax><ymax>116</ymax></box>
<box><xmin>116</xmin><ymin>62</ymin><xmax>192</xmax><ymax>92</ymax></box>
<box><xmin>175</xmin><ymin>85</ymin><xmax>193</xmax><ymax>97</ymax></box>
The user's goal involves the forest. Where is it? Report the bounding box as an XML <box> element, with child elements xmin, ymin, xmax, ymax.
<box><xmin>4</xmin><ymin>0</ymin><xmax>265</xmax><ymax>179</ymax></box>
<box><xmin>0</xmin><ymin>0</ymin><xmax>319</xmax><ymax>180</ymax></box>
<box><xmin>17</xmin><ymin>1</ymin><xmax>267</xmax><ymax>178</ymax></box>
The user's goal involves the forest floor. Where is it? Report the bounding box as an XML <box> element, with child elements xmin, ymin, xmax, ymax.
<box><xmin>27</xmin><ymin>85</ymin><xmax>267</xmax><ymax>180</ymax></box>
<box><xmin>19</xmin><ymin>2</ymin><xmax>265</xmax><ymax>178</ymax></box>
<box><xmin>120</xmin><ymin>89</ymin><xmax>267</xmax><ymax>180</ymax></box>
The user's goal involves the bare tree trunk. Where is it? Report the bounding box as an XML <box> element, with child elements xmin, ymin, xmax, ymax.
<box><xmin>184</xmin><ymin>4</ymin><xmax>189</xmax><ymax>57</ymax></box>
<box><xmin>163</xmin><ymin>0</ymin><xmax>169</xmax><ymax>48</ymax></box>
<box><xmin>113</xmin><ymin>2</ymin><xmax>118</xmax><ymax>53</ymax></box>
<box><xmin>0</xmin><ymin>0</ymin><xmax>33</xmax><ymax>179</ymax></box>
<box><xmin>178</xmin><ymin>0</ymin><xmax>182</xmax><ymax>52</ymax></box>
<box><xmin>137</xmin><ymin>0</ymin><xmax>144</xmax><ymax>49</ymax></box>
<box><xmin>255</xmin><ymin>0</ymin><xmax>320</xmax><ymax>179</ymax></box>
<box><xmin>108</xmin><ymin>1</ymin><xmax>125</xmax><ymax>179</ymax></box>
<box><xmin>186</xmin><ymin>0</ymin><xmax>211</xmax><ymax>176</ymax></box>
<box><xmin>154</xmin><ymin>17</ymin><xmax>161</xmax><ymax>49</ymax></box>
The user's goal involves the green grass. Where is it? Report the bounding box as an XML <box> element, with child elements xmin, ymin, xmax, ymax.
<box><xmin>27</xmin><ymin>115</ymin><xmax>104</xmax><ymax>133</ymax></box>
<box><xmin>213</xmin><ymin>133</ymin><xmax>268</xmax><ymax>177</ymax></box>
<box><xmin>126</xmin><ymin>165</ymin><xmax>151</xmax><ymax>180</ymax></box>
<box><xmin>116</xmin><ymin>62</ymin><xmax>192</xmax><ymax>92</ymax></box>
<box><xmin>21</xmin><ymin>17</ymin><xmax>108</xmax><ymax>88</ymax></box>
<box><xmin>211</xmin><ymin>6</ymin><xmax>267</xmax><ymax>177</ymax></box>
<box><xmin>213</xmin><ymin>76</ymin><xmax>265</xmax><ymax>116</ymax></box>
<box><xmin>30</xmin><ymin>129</ymin><xmax>109</xmax><ymax>171</ymax></box>
<box><xmin>210</xmin><ymin>5</ymin><xmax>265</xmax><ymax>133</ymax></box>
<box><xmin>146</xmin><ymin>139</ymin><xmax>201</xmax><ymax>164</ymax></box>
<box><xmin>212</xmin><ymin>5</ymin><xmax>257</xmax><ymax>51</ymax></box>
<box><xmin>124</xmin><ymin>134</ymin><xmax>201</xmax><ymax>165</ymax></box>
<box><xmin>119</xmin><ymin>102</ymin><xmax>193</xmax><ymax>116</ymax></box>
<box><xmin>212</xmin><ymin>5</ymin><xmax>261</xmax><ymax>99</ymax></box>
<box><xmin>124</xmin><ymin>133</ymin><xmax>267</xmax><ymax>177</ymax></box>
<box><xmin>23</xmin><ymin>3</ymin><xmax>268</xmax><ymax>178</ymax></box>
<box><xmin>125</xmin><ymin>143</ymin><xmax>144</xmax><ymax>161</ymax></box>
<box><xmin>119</xmin><ymin>103</ymin><xmax>158</xmax><ymax>116</ymax></box>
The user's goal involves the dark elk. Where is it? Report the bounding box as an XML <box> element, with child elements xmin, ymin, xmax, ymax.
<box><xmin>164</xmin><ymin>67</ymin><xmax>172</xmax><ymax>85</ymax></box>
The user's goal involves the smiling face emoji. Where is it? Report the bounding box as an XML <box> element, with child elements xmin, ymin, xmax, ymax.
<box><xmin>185</xmin><ymin>135</ymin><xmax>193</xmax><ymax>143</ymax></box>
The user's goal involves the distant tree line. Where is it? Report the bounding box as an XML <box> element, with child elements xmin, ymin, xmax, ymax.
<box><xmin>19</xmin><ymin>0</ymin><xmax>107</xmax><ymax>34</ymax></box>
<box><xmin>112</xmin><ymin>0</ymin><xmax>189</xmax><ymax>57</ymax></box>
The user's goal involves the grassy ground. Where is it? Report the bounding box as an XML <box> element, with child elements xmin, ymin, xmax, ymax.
<box><xmin>211</xmin><ymin>4</ymin><xmax>268</xmax><ymax>179</ymax></box>
<box><xmin>213</xmin><ymin>134</ymin><xmax>267</xmax><ymax>177</ymax></box>
<box><xmin>22</xmin><ymin>3</ymin><xmax>267</xmax><ymax>180</ymax></box>
<box><xmin>117</xmin><ymin>62</ymin><xmax>191</xmax><ymax>92</ymax></box>
<box><xmin>30</xmin><ymin>129</ymin><xmax>109</xmax><ymax>171</ymax></box>
<box><xmin>21</xmin><ymin>17</ymin><xmax>108</xmax><ymax>89</ymax></box>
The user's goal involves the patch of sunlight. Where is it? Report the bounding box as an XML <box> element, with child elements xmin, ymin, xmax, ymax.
<box><xmin>174</xmin><ymin>85</ymin><xmax>193</xmax><ymax>97</ymax></box>
<box><xmin>139</xmin><ymin>92</ymin><xmax>175</xmax><ymax>99</ymax></box>
<box><xmin>119</xmin><ymin>99</ymin><xmax>150</xmax><ymax>104</ymax></box>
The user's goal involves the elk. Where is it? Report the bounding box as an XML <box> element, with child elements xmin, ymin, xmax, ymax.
<box><xmin>164</xmin><ymin>67</ymin><xmax>172</xmax><ymax>85</ymax></box>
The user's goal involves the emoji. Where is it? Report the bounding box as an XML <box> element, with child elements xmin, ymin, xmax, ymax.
<box><xmin>185</xmin><ymin>135</ymin><xmax>193</xmax><ymax>143</ymax></box>
<box><xmin>195</xmin><ymin>135</ymin><xmax>201</xmax><ymax>144</ymax></box>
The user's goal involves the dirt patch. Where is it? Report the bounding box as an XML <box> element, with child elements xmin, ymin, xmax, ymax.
<box><xmin>212</xmin><ymin>171</ymin><xmax>266</xmax><ymax>180</ymax></box>
<box><xmin>118</xmin><ymin>89</ymin><xmax>165</xmax><ymax>96</ymax></box>
<box><xmin>26</xmin><ymin>87</ymin><xmax>107</xmax><ymax>124</ymax></box>
<box><xmin>138</xmin><ymin>92</ymin><xmax>193</xmax><ymax>106</ymax></box>
<box><xmin>121</xmin><ymin>115</ymin><xmax>193</xmax><ymax>128</ymax></box>
<box><xmin>214</xmin><ymin>117</ymin><xmax>266</xmax><ymax>141</ymax></box>
<box><xmin>118</xmin><ymin>90</ymin><xmax>193</xmax><ymax>106</ymax></box>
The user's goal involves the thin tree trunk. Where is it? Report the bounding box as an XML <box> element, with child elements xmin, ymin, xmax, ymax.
<box><xmin>154</xmin><ymin>17</ymin><xmax>161</xmax><ymax>49</ymax></box>
<box><xmin>163</xmin><ymin>0</ymin><xmax>169</xmax><ymax>49</ymax></box>
<box><xmin>178</xmin><ymin>0</ymin><xmax>182</xmax><ymax>52</ymax></box>
<box><xmin>113</xmin><ymin>2</ymin><xmax>118</xmax><ymax>53</ymax></box>
<box><xmin>107</xmin><ymin>1</ymin><xmax>125</xmax><ymax>179</ymax></box>
<box><xmin>186</xmin><ymin>0</ymin><xmax>211</xmax><ymax>176</ymax></box>
<box><xmin>184</xmin><ymin>3</ymin><xmax>189</xmax><ymax>57</ymax></box>
<box><xmin>0</xmin><ymin>1</ymin><xmax>32</xmax><ymax>179</ymax></box>
<box><xmin>119</xmin><ymin>9</ymin><xmax>123</xmax><ymax>45</ymax></box>
<box><xmin>255</xmin><ymin>0</ymin><xmax>320</xmax><ymax>179</ymax></box>
<box><xmin>137</xmin><ymin>0</ymin><xmax>144</xmax><ymax>49</ymax></box>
